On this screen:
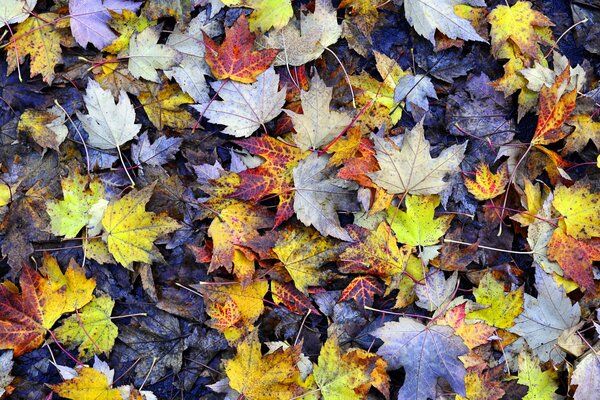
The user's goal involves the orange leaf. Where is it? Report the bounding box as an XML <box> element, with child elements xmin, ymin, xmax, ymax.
<box><xmin>532</xmin><ymin>67</ymin><xmax>577</xmax><ymax>146</ymax></box>
<box><xmin>205</xmin><ymin>297</ymin><xmax>242</xmax><ymax>331</ymax></box>
<box><xmin>548</xmin><ymin>228</ymin><xmax>600</xmax><ymax>292</ymax></box>
<box><xmin>0</xmin><ymin>265</ymin><xmax>65</xmax><ymax>356</ymax></box>
<box><xmin>231</xmin><ymin>136</ymin><xmax>307</xmax><ymax>227</ymax></box>
<box><xmin>464</xmin><ymin>163</ymin><xmax>508</xmax><ymax>201</ymax></box>
<box><xmin>338</xmin><ymin>276</ymin><xmax>383</xmax><ymax>309</ymax></box>
<box><xmin>436</xmin><ymin>302</ymin><xmax>495</xmax><ymax>350</ymax></box>
<box><xmin>271</xmin><ymin>281</ymin><xmax>320</xmax><ymax>315</ymax></box>
<box><xmin>203</xmin><ymin>14</ymin><xmax>279</xmax><ymax>83</ymax></box>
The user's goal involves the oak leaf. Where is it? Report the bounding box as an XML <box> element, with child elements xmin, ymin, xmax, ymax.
<box><xmin>231</xmin><ymin>135</ymin><xmax>307</xmax><ymax>227</ymax></box>
<box><xmin>225</xmin><ymin>332</ymin><xmax>303</xmax><ymax>400</ymax></box>
<box><xmin>286</xmin><ymin>73</ymin><xmax>352</xmax><ymax>151</ymax></box>
<box><xmin>374</xmin><ymin>318</ymin><xmax>468</xmax><ymax>399</ymax></box>
<box><xmin>203</xmin><ymin>14</ymin><xmax>278</xmax><ymax>83</ymax></box>
<box><xmin>386</xmin><ymin>195</ymin><xmax>453</xmax><ymax>246</ymax></box>
<box><xmin>370</xmin><ymin>121</ymin><xmax>466</xmax><ymax>195</ymax></box>
<box><xmin>197</xmin><ymin>67</ymin><xmax>286</xmax><ymax>137</ymax></box>
<box><xmin>467</xmin><ymin>272</ymin><xmax>524</xmax><ymax>329</ymax></box>
<box><xmin>101</xmin><ymin>185</ymin><xmax>181</xmax><ymax>269</ymax></box>
<box><xmin>314</xmin><ymin>336</ymin><xmax>389</xmax><ymax>399</ymax></box>
<box><xmin>464</xmin><ymin>163</ymin><xmax>509</xmax><ymax>200</ymax></box>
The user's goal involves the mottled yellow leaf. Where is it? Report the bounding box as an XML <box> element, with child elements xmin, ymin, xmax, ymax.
<box><xmin>40</xmin><ymin>254</ymin><xmax>95</xmax><ymax>313</ymax></box>
<box><xmin>50</xmin><ymin>365</ymin><xmax>122</xmax><ymax>400</ymax></box>
<box><xmin>553</xmin><ymin>184</ymin><xmax>600</xmax><ymax>240</ymax></box>
<box><xmin>138</xmin><ymin>83</ymin><xmax>196</xmax><ymax>130</ymax></box>
<box><xmin>464</xmin><ymin>163</ymin><xmax>508</xmax><ymax>201</ymax></box>
<box><xmin>467</xmin><ymin>272</ymin><xmax>524</xmax><ymax>329</ymax></box>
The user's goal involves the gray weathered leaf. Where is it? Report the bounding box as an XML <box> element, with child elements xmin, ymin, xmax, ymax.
<box><xmin>404</xmin><ymin>0</ymin><xmax>486</xmax><ymax>44</ymax></box>
<box><xmin>77</xmin><ymin>79</ymin><xmax>141</xmax><ymax>150</ymax></box>
<box><xmin>0</xmin><ymin>350</ymin><xmax>14</xmax><ymax>397</ymax></box>
<box><xmin>1</xmin><ymin>0</ymin><xmax>37</xmax><ymax>25</ymax></box>
<box><xmin>127</xmin><ymin>26</ymin><xmax>179</xmax><ymax>83</ymax></box>
<box><xmin>293</xmin><ymin>153</ymin><xmax>358</xmax><ymax>241</ymax></box>
<box><xmin>131</xmin><ymin>132</ymin><xmax>182</xmax><ymax>167</ymax></box>
<box><xmin>509</xmin><ymin>266</ymin><xmax>581</xmax><ymax>363</ymax></box>
<box><xmin>573</xmin><ymin>352</ymin><xmax>600</xmax><ymax>400</ymax></box>
<box><xmin>415</xmin><ymin>269</ymin><xmax>457</xmax><ymax>312</ymax></box>
<box><xmin>374</xmin><ymin>318</ymin><xmax>468</xmax><ymax>399</ymax></box>
<box><xmin>394</xmin><ymin>74</ymin><xmax>437</xmax><ymax>117</ymax></box>
<box><xmin>194</xmin><ymin>67</ymin><xmax>286</xmax><ymax>137</ymax></box>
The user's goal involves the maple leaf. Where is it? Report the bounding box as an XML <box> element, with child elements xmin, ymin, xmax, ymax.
<box><xmin>286</xmin><ymin>73</ymin><xmax>352</xmax><ymax>151</ymax></box>
<box><xmin>0</xmin><ymin>0</ymin><xmax>37</xmax><ymax>24</ymax></box>
<box><xmin>293</xmin><ymin>152</ymin><xmax>358</xmax><ymax>241</ymax></box>
<box><xmin>131</xmin><ymin>131</ymin><xmax>182</xmax><ymax>167</ymax></box>
<box><xmin>488</xmin><ymin>2</ymin><xmax>553</xmax><ymax>59</ymax></box>
<box><xmin>271</xmin><ymin>281</ymin><xmax>319</xmax><ymax>315</ymax></box>
<box><xmin>101</xmin><ymin>185</ymin><xmax>181</xmax><ymax>269</ymax></box>
<box><xmin>467</xmin><ymin>272</ymin><xmax>524</xmax><ymax>329</ymax></box>
<box><xmin>5</xmin><ymin>13</ymin><xmax>64</xmax><ymax>84</ymax></box>
<box><xmin>531</xmin><ymin>67</ymin><xmax>577</xmax><ymax>146</ymax></box>
<box><xmin>339</xmin><ymin>276</ymin><xmax>383</xmax><ymax>309</ymax></box>
<box><xmin>563</xmin><ymin>114</ymin><xmax>600</xmax><ymax>154</ymax></box>
<box><xmin>225</xmin><ymin>332</ymin><xmax>303</xmax><ymax>400</ymax></box>
<box><xmin>50</xmin><ymin>360</ymin><xmax>123</xmax><ymax>400</ymax></box>
<box><xmin>40</xmin><ymin>255</ymin><xmax>95</xmax><ymax>313</ymax></box>
<box><xmin>547</xmin><ymin>228</ymin><xmax>600</xmax><ymax>292</ymax></box>
<box><xmin>553</xmin><ymin>184</ymin><xmax>600</xmax><ymax>240</ymax></box>
<box><xmin>103</xmin><ymin>9</ymin><xmax>154</xmax><ymax>54</ymax></box>
<box><xmin>404</xmin><ymin>0</ymin><xmax>486</xmax><ymax>45</ymax></box>
<box><xmin>339</xmin><ymin>222</ymin><xmax>408</xmax><ymax>277</ymax></box>
<box><xmin>394</xmin><ymin>74</ymin><xmax>437</xmax><ymax>117</ymax></box>
<box><xmin>0</xmin><ymin>350</ymin><xmax>14</xmax><ymax>397</ymax></box>
<box><xmin>197</xmin><ymin>67</ymin><xmax>286</xmax><ymax>137</ymax></box>
<box><xmin>222</xmin><ymin>0</ymin><xmax>293</xmax><ymax>32</ymax></box>
<box><xmin>457</xmin><ymin>364</ymin><xmax>505</xmax><ymax>400</ymax></box>
<box><xmin>126</xmin><ymin>25</ymin><xmax>179</xmax><ymax>83</ymax></box>
<box><xmin>17</xmin><ymin>106</ymin><xmax>67</xmax><ymax>151</ymax></box>
<box><xmin>257</xmin><ymin>0</ymin><xmax>341</xmax><ymax>67</ymax></box>
<box><xmin>386</xmin><ymin>194</ymin><xmax>453</xmax><ymax>246</ymax></box>
<box><xmin>0</xmin><ymin>265</ymin><xmax>65</xmax><ymax>356</ymax></box>
<box><xmin>78</xmin><ymin>79</ymin><xmax>141</xmax><ymax>150</ymax></box>
<box><xmin>314</xmin><ymin>336</ymin><xmax>389</xmax><ymax>399</ymax></box>
<box><xmin>138</xmin><ymin>82</ymin><xmax>195</xmax><ymax>130</ymax></box>
<box><xmin>231</xmin><ymin>135</ymin><xmax>306</xmax><ymax>227</ymax></box>
<box><xmin>464</xmin><ymin>163</ymin><xmax>509</xmax><ymax>201</ymax></box>
<box><xmin>203</xmin><ymin>14</ymin><xmax>278</xmax><ymax>83</ymax></box>
<box><xmin>273</xmin><ymin>226</ymin><xmax>340</xmax><ymax>293</ymax></box>
<box><xmin>370</xmin><ymin>121</ymin><xmax>467</xmax><ymax>195</ymax></box>
<box><xmin>46</xmin><ymin>169</ymin><xmax>106</xmax><ymax>239</ymax></box>
<box><xmin>54</xmin><ymin>295</ymin><xmax>118</xmax><ymax>360</ymax></box>
<box><xmin>436</xmin><ymin>301</ymin><xmax>495</xmax><ymax>350</ymax></box>
<box><xmin>415</xmin><ymin>269</ymin><xmax>457</xmax><ymax>312</ymax></box>
<box><xmin>509</xmin><ymin>267</ymin><xmax>581</xmax><ymax>363</ymax></box>
<box><xmin>68</xmin><ymin>0</ymin><xmax>141</xmax><ymax>49</ymax></box>
<box><xmin>207</xmin><ymin>201</ymin><xmax>273</xmax><ymax>285</ymax></box>
<box><xmin>517</xmin><ymin>350</ymin><xmax>559</xmax><ymax>399</ymax></box>
<box><xmin>374</xmin><ymin>318</ymin><xmax>469</xmax><ymax>399</ymax></box>
<box><xmin>571</xmin><ymin>352</ymin><xmax>600</xmax><ymax>400</ymax></box>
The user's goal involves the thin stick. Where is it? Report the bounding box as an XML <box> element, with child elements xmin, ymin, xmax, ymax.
<box><xmin>323</xmin><ymin>47</ymin><xmax>356</xmax><ymax>108</ymax></box>
<box><xmin>110</xmin><ymin>312</ymin><xmax>147</xmax><ymax>320</ymax></box>
<box><xmin>55</xmin><ymin>100</ymin><xmax>91</xmax><ymax>176</ymax></box>
<box><xmin>364</xmin><ymin>305</ymin><xmax>433</xmax><ymax>320</ymax></box>
<box><xmin>443</xmin><ymin>239</ymin><xmax>535</xmax><ymax>255</ymax></box>
<box><xmin>294</xmin><ymin>309</ymin><xmax>311</xmax><ymax>346</ymax></box>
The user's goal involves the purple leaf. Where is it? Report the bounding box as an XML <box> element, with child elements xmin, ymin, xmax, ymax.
<box><xmin>69</xmin><ymin>0</ymin><xmax>141</xmax><ymax>49</ymax></box>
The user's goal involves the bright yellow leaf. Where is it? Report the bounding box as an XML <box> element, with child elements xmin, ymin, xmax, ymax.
<box><xmin>511</xmin><ymin>178</ymin><xmax>544</xmax><ymax>227</ymax></box>
<box><xmin>40</xmin><ymin>254</ymin><xmax>95</xmax><ymax>312</ymax></box>
<box><xmin>138</xmin><ymin>83</ymin><xmax>196</xmax><ymax>130</ymax></box>
<box><xmin>46</xmin><ymin>169</ymin><xmax>106</xmax><ymax>239</ymax></box>
<box><xmin>224</xmin><ymin>331</ymin><xmax>304</xmax><ymax>400</ymax></box>
<box><xmin>518</xmin><ymin>350</ymin><xmax>559</xmax><ymax>400</ymax></box>
<box><xmin>54</xmin><ymin>295</ymin><xmax>118</xmax><ymax>360</ymax></box>
<box><xmin>467</xmin><ymin>272</ymin><xmax>524</xmax><ymax>329</ymax></box>
<box><xmin>553</xmin><ymin>184</ymin><xmax>600</xmax><ymax>240</ymax></box>
<box><xmin>222</xmin><ymin>0</ymin><xmax>293</xmax><ymax>32</ymax></box>
<box><xmin>101</xmin><ymin>185</ymin><xmax>181</xmax><ymax>269</ymax></box>
<box><xmin>563</xmin><ymin>114</ymin><xmax>600</xmax><ymax>154</ymax></box>
<box><xmin>314</xmin><ymin>336</ymin><xmax>389</xmax><ymax>399</ymax></box>
<box><xmin>0</xmin><ymin>183</ymin><xmax>10</xmax><ymax>207</ymax></box>
<box><xmin>465</xmin><ymin>163</ymin><xmax>509</xmax><ymax>201</ymax></box>
<box><xmin>104</xmin><ymin>10</ymin><xmax>155</xmax><ymax>54</ymax></box>
<box><xmin>5</xmin><ymin>13</ymin><xmax>65</xmax><ymax>83</ymax></box>
<box><xmin>50</xmin><ymin>366</ymin><xmax>123</xmax><ymax>400</ymax></box>
<box><xmin>386</xmin><ymin>195</ymin><xmax>453</xmax><ymax>246</ymax></box>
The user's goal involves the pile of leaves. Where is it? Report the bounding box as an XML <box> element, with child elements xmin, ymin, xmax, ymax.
<box><xmin>1</xmin><ymin>0</ymin><xmax>600</xmax><ymax>399</ymax></box>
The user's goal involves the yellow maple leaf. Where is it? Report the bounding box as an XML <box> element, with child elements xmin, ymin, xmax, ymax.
<box><xmin>54</xmin><ymin>295</ymin><xmax>118</xmax><ymax>360</ymax></box>
<box><xmin>104</xmin><ymin>10</ymin><xmax>155</xmax><ymax>54</ymax></box>
<box><xmin>5</xmin><ymin>13</ymin><xmax>66</xmax><ymax>83</ymax></box>
<box><xmin>50</xmin><ymin>365</ymin><xmax>122</xmax><ymax>400</ymax></box>
<box><xmin>386</xmin><ymin>195</ymin><xmax>453</xmax><ymax>246</ymax></box>
<box><xmin>138</xmin><ymin>83</ymin><xmax>196</xmax><ymax>130</ymax></box>
<box><xmin>467</xmin><ymin>272</ymin><xmax>524</xmax><ymax>329</ymax></box>
<box><xmin>511</xmin><ymin>178</ymin><xmax>544</xmax><ymax>227</ymax></box>
<box><xmin>223</xmin><ymin>0</ymin><xmax>293</xmax><ymax>32</ymax></box>
<box><xmin>517</xmin><ymin>350</ymin><xmax>559</xmax><ymax>400</ymax></box>
<box><xmin>46</xmin><ymin>169</ymin><xmax>106</xmax><ymax>239</ymax></box>
<box><xmin>314</xmin><ymin>336</ymin><xmax>389</xmax><ymax>399</ymax></box>
<box><xmin>464</xmin><ymin>163</ymin><xmax>509</xmax><ymax>201</ymax></box>
<box><xmin>102</xmin><ymin>185</ymin><xmax>180</xmax><ymax>269</ymax></box>
<box><xmin>563</xmin><ymin>114</ymin><xmax>600</xmax><ymax>154</ymax></box>
<box><xmin>553</xmin><ymin>184</ymin><xmax>600</xmax><ymax>240</ymax></box>
<box><xmin>18</xmin><ymin>106</ymin><xmax>67</xmax><ymax>151</ymax></box>
<box><xmin>40</xmin><ymin>254</ymin><xmax>95</xmax><ymax>312</ymax></box>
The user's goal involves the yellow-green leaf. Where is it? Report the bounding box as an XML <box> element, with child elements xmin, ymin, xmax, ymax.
<box><xmin>467</xmin><ymin>272</ymin><xmax>524</xmax><ymax>329</ymax></box>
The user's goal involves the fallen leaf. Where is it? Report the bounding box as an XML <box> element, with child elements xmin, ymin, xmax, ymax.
<box><xmin>18</xmin><ymin>106</ymin><xmax>67</xmax><ymax>151</ymax></box>
<box><xmin>126</xmin><ymin>25</ymin><xmax>179</xmax><ymax>82</ymax></box>
<box><xmin>50</xmin><ymin>361</ymin><xmax>123</xmax><ymax>400</ymax></box>
<box><xmin>553</xmin><ymin>184</ymin><xmax>600</xmax><ymax>240</ymax></box>
<box><xmin>40</xmin><ymin>254</ymin><xmax>95</xmax><ymax>312</ymax></box>
<box><xmin>138</xmin><ymin>82</ymin><xmax>195</xmax><ymax>129</ymax></box>
<box><xmin>222</xmin><ymin>0</ymin><xmax>293</xmax><ymax>32</ymax></box>
<box><xmin>517</xmin><ymin>349</ymin><xmax>559</xmax><ymax>399</ymax></box>
<box><xmin>464</xmin><ymin>163</ymin><xmax>509</xmax><ymax>200</ymax></box>
<box><xmin>415</xmin><ymin>268</ymin><xmax>457</xmax><ymax>312</ymax></box>
<box><xmin>467</xmin><ymin>272</ymin><xmax>524</xmax><ymax>329</ymax></box>
<box><xmin>131</xmin><ymin>131</ymin><xmax>182</xmax><ymax>167</ymax></box>
<box><xmin>338</xmin><ymin>276</ymin><xmax>383</xmax><ymax>309</ymax></box>
<box><xmin>571</xmin><ymin>352</ymin><xmax>600</xmax><ymax>400</ymax></box>
<box><xmin>393</xmin><ymin>74</ymin><xmax>437</xmax><ymax>117</ymax></box>
<box><xmin>436</xmin><ymin>301</ymin><xmax>495</xmax><ymax>349</ymax></box>
<box><xmin>0</xmin><ymin>0</ymin><xmax>37</xmax><ymax>25</ymax></box>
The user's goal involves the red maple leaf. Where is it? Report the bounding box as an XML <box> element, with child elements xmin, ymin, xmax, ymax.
<box><xmin>339</xmin><ymin>276</ymin><xmax>383</xmax><ymax>310</ymax></box>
